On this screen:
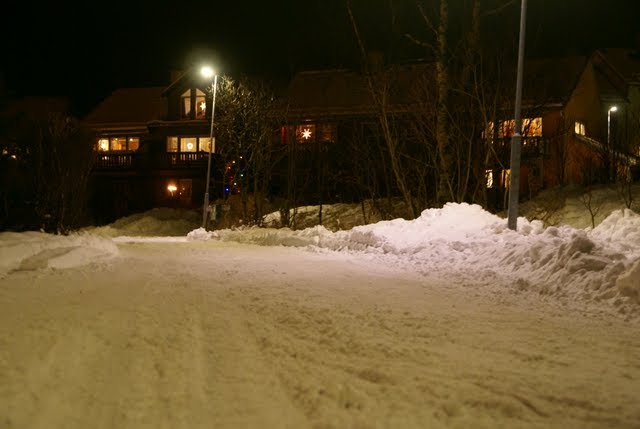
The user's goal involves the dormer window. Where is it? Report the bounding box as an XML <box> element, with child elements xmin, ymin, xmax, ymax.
<box><xmin>181</xmin><ymin>88</ymin><xmax>207</xmax><ymax>119</ymax></box>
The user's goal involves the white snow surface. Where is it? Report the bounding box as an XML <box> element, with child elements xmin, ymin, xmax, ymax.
<box><xmin>1</xmin><ymin>201</ymin><xmax>640</xmax><ymax>428</ymax></box>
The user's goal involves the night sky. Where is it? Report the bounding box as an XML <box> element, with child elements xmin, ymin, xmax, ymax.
<box><xmin>3</xmin><ymin>0</ymin><xmax>640</xmax><ymax>114</ymax></box>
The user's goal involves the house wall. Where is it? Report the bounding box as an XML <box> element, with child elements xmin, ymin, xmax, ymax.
<box><xmin>546</xmin><ymin>62</ymin><xmax>606</xmax><ymax>186</ymax></box>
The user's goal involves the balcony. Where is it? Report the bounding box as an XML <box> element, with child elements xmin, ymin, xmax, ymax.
<box><xmin>491</xmin><ymin>136</ymin><xmax>547</xmax><ymax>164</ymax></box>
<box><xmin>166</xmin><ymin>152</ymin><xmax>209</xmax><ymax>167</ymax></box>
<box><xmin>94</xmin><ymin>153</ymin><xmax>137</xmax><ymax>169</ymax></box>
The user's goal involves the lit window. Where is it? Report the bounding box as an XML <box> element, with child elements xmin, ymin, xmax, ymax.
<box><xmin>501</xmin><ymin>169</ymin><xmax>511</xmax><ymax>189</ymax></box>
<box><xmin>181</xmin><ymin>137</ymin><xmax>197</xmax><ymax>152</ymax></box>
<box><xmin>128</xmin><ymin>137</ymin><xmax>140</xmax><ymax>151</ymax></box>
<box><xmin>98</xmin><ymin>138</ymin><xmax>109</xmax><ymax>151</ymax></box>
<box><xmin>96</xmin><ymin>137</ymin><xmax>140</xmax><ymax>151</ymax></box>
<box><xmin>111</xmin><ymin>137</ymin><xmax>127</xmax><ymax>151</ymax></box>
<box><xmin>485</xmin><ymin>170</ymin><xmax>494</xmax><ymax>188</ymax></box>
<box><xmin>167</xmin><ymin>137</ymin><xmax>178</xmax><ymax>152</ymax></box>
<box><xmin>181</xmin><ymin>89</ymin><xmax>192</xmax><ymax>118</ymax></box>
<box><xmin>167</xmin><ymin>136</ymin><xmax>214</xmax><ymax>153</ymax></box>
<box><xmin>485</xmin><ymin>117</ymin><xmax>542</xmax><ymax>139</ymax></box>
<box><xmin>522</xmin><ymin>118</ymin><xmax>542</xmax><ymax>137</ymax></box>
<box><xmin>200</xmin><ymin>137</ymin><xmax>214</xmax><ymax>153</ymax></box>
<box><xmin>574</xmin><ymin>121</ymin><xmax>586</xmax><ymax>136</ymax></box>
<box><xmin>295</xmin><ymin>124</ymin><xmax>316</xmax><ymax>143</ymax></box>
<box><xmin>195</xmin><ymin>89</ymin><xmax>206</xmax><ymax>119</ymax></box>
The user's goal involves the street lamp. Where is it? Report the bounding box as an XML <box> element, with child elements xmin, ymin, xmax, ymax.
<box><xmin>607</xmin><ymin>105</ymin><xmax>618</xmax><ymax>146</ymax></box>
<box><xmin>507</xmin><ymin>0</ymin><xmax>528</xmax><ymax>231</ymax></box>
<box><xmin>201</xmin><ymin>65</ymin><xmax>218</xmax><ymax>229</ymax></box>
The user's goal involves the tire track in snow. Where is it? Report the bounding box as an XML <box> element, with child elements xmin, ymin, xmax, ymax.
<box><xmin>0</xmin><ymin>249</ymin><xmax>309</xmax><ymax>429</ymax></box>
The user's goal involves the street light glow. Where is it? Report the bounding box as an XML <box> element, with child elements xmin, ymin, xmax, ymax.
<box><xmin>201</xmin><ymin>66</ymin><xmax>218</xmax><ymax>229</ymax></box>
<box><xmin>609</xmin><ymin>105</ymin><xmax>618</xmax><ymax>113</ymax></box>
<box><xmin>201</xmin><ymin>66</ymin><xmax>215</xmax><ymax>79</ymax></box>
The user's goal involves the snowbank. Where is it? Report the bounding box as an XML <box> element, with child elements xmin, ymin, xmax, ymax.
<box><xmin>0</xmin><ymin>231</ymin><xmax>119</xmax><ymax>277</ymax></box>
<box><xmin>90</xmin><ymin>207</ymin><xmax>200</xmax><ymax>237</ymax></box>
<box><xmin>212</xmin><ymin>203</ymin><xmax>640</xmax><ymax>313</ymax></box>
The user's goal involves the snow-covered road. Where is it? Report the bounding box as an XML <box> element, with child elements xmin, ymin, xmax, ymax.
<box><xmin>1</xmin><ymin>240</ymin><xmax>639</xmax><ymax>428</ymax></box>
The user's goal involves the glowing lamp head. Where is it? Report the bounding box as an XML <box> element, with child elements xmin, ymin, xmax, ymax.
<box><xmin>609</xmin><ymin>106</ymin><xmax>618</xmax><ymax>113</ymax></box>
<box><xmin>201</xmin><ymin>66</ymin><xmax>215</xmax><ymax>79</ymax></box>
<box><xmin>167</xmin><ymin>184</ymin><xmax>177</xmax><ymax>194</ymax></box>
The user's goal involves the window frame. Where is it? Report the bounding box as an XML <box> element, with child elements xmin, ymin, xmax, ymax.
<box><xmin>96</xmin><ymin>136</ymin><xmax>141</xmax><ymax>152</ymax></box>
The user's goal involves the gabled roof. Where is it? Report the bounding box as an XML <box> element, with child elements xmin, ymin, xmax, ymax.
<box><xmin>285</xmin><ymin>63</ymin><xmax>436</xmax><ymax>118</ymax></box>
<box><xmin>161</xmin><ymin>68</ymin><xmax>212</xmax><ymax>97</ymax></box>
<box><xmin>84</xmin><ymin>87</ymin><xmax>166</xmax><ymax>126</ymax></box>
<box><xmin>596</xmin><ymin>48</ymin><xmax>640</xmax><ymax>84</ymax></box>
<box><xmin>521</xmin><ymin>56</ymin><xmax>589</xmax><ymax>106</ymax></box>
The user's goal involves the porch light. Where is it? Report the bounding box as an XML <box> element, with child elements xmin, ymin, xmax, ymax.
<box><xmin>167</xmin><ymin>183</ymin><xmax>177</xmax><ymax>195</ymax></box>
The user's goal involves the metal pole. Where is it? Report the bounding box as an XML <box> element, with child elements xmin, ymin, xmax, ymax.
<box><xmin>607</xmin><ymin>109</ymin><xmax>611</xmax><ymax>147</ymax></box>
<box><xmin>202</xmin><ymin>74</ymin><xmax>218</xmax><ymax>229</ymax></box>
<box><xmin>507</xmin><ymin>0</ymin><xmax>527</xmax><ymax>230</ymax></box>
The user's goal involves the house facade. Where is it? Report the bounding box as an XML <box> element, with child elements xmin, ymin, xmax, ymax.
<box><xmin>84</xmin><ymin>49</ymin><xmax>640</xmax><ymax>222</ymax></box>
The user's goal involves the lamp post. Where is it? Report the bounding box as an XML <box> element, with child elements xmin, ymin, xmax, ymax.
<box><xmin>507</xmin><ymin>0</ymin><xmax>528</xmax><ymax>231</ymax></box>
<box><xmin>201</xmin><ymin>66</ymin><xmax>217</xmax><ymax>229</ymax></box>
<box><xmin>607</xmin><ymin>105</ymin><xmax>618</xmax><ymax>146</ymax></box>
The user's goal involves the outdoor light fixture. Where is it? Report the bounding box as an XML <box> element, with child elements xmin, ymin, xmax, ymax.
<box><xmin>167</xmin><ymin>183</ymin><xmax>177</xmax><ymax>196</ymax></box>
<box><xmin>201</xmin><ymin>65</ymin><xmax>218</xmax><ymax>228</ymax></box>
<box><xmin>507</xmin><ymin>0</ymin><xmax>527</xmax><ymax>231</ymax></box>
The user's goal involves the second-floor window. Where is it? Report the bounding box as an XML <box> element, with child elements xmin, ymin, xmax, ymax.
<box><xmin>284</xmin><ymin>123</ymin><xmax>337</xmax><ymax>144</ymax></box>
<box><xmin>96</xmin><ymin>136</ymin><xmax>140</xmax><ymax>151</ymax></box>
<box><xmin>167</xmin><ymin>136</ymin><xmax>214</xmax><ymax>153</ymax></box>
<box><xmin>485</xmin><ymin>117</ymin><xmax>543</xmax><ymax>139</ymax></box>
<box><xmin>181</xmin><ymin>89</ymin><xmax>207</xmax><ymax>120</ymax></box>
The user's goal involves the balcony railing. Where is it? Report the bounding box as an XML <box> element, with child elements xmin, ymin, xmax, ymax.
<box><xmin>94</xmin><ymin>153</ymin><xmax>136</xmax><ymax>169</ymax></box>
<box><xmin>93</xmin><ymin>151</ymin><xmax>212</xmax><ymax>171</ymax></box>
<box><xmin>166</xmin><ymin>152</ymin><xmax>209</xmax><ymax>166</ymax></box>
<box><xmin>492</xmin><ymin>136</ymin><xmax>547</xmax><ymax>163</ymax></box>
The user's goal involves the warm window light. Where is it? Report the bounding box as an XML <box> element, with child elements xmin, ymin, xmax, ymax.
<box><xmin>574</xmin><ymin>121</ymin><xmax>586</xmax><ymax>136</ymax></box>
<box><xmin>201</xmin><ymin>66</ymin><xmax>215</xmax><ymax>79</ymax></box>
<box><xmin>302</xmin><ymin>128</ymin><xmax>312</xmax><ymax>139</ymax></box>
<box><xmin>99</xmin><ymin>139</ymin><xmax>109</xmax><ymax>151</ymax></box>
<box><xmin>485</xmin><ymin>170</ymin><xmax>494</xmax><ymax>188</ymax></box>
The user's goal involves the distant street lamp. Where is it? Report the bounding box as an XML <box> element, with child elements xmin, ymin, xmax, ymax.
<box><xmin>607</xmin><ymin>105</ymin><xmax>618</xmax><ymax>147</ymax></box>
<box><xmin>507</xmin><ymin>0</ymin><xmax>528</xmax><ymax>231</ymax></box>
<box><xmin>201</xmin><ymin>65</ymin><xmax>218</xmax><ymax>229</ymax></box>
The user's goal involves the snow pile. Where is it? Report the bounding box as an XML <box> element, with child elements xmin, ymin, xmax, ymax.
<box><xmin>187</xmin><ymin>227</ymin><xmax>218</xmax><ymax>241</ymax></box>
<box><xmin>90</xmin><ymin>207</ymin><xmax>200</xmax><ymax>237</ymax></box>
<box><xmin>0</xmin><ymin>231</ymin><xmax>119</xmax><ymax>277</ymax></box>
<box><xmin>212</xmin><ymin>203</ymin><xmax>640</xmax><ymax>312</ymax></box>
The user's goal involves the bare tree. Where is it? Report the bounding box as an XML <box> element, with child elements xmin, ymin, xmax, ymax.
<box><xmin>3</xmin><ymin>112</ymin><xmax>95</xmax><ymax>232</ymax></box>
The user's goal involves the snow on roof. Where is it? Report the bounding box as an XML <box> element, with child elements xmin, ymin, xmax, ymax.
<box><xmin>83</xmin><ymin>87</ymin><xmax>167</xmax><ymax>125</ymax></box>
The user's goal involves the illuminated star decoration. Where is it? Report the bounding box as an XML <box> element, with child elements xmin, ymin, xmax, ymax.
<box><xmin>302</xmin><ymin>128</ymin><xmax>312</xmax><ymax>139</ymax></box>
<box><xmin>200</xmin><ymin>101</ymin><xmax>206</xmax><ymax>112</ymax></box>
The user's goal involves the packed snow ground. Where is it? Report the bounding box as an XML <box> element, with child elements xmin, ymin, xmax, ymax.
<box><xmin>1</xmin><ymin>196</ymin><xmax>640</xmax><ymax>428</ymax></box>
